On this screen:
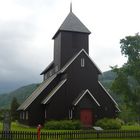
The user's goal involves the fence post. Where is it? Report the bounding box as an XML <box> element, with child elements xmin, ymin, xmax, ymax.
<box><xmin>37</xmin><ymin>124</ymin><xmax>41</xmax><ymax>140</ymax></box>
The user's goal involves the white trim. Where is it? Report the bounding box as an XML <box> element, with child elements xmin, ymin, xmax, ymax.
<box><xmin>74</xmin><ymin>89</ymin><xmax>100</xmax><ymax>106</ymax></box>
<box><xmin>98</xmin><ymin>81</ymin><xmax>118</xmax><ymax>106</ymax></box>
<box><xmin>60</xmin><ymin>49</ymin><xmax>102</xmax><ymax>73</ymax></box>
<box><xmin>116</xmin><ymin>105</ymin><xmax>121</xmax><ymax>112</ymax></box>
<box><xmin>42</xmin><ymin>79</ymin><xmax>67</xmax><ymax>104</ymax></box>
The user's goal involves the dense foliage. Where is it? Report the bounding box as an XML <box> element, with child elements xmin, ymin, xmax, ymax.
<box><xmin>44</xmin><ymin>120</ymin><xmax>82</xmax><ymax>130</ymax></box>
<box><xmin>95</xmin><ymin>118</ymin><xmax>122</xmax><ymax>130</ymax></box>
<box><xmin>111</xmin><ymin>33</ymin><xmax>140</xmax><ymax>122</ymax></box>
<box><xmin>10</xmin><ymin>97</ymin><xmax>20</xmax><ymax>121</ymax></box>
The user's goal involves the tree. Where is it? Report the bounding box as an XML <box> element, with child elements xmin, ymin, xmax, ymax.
<box><xmin>10</xmin><ymin>97</ymin><xmax>20</xmax><ymax>121</ymax></box>
<box><xmin>111</xmin><ymin>33</ymin><xmax>140</xmax><ymax>118</ymax></box>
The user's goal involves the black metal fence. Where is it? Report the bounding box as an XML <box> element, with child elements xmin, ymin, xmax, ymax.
<box><xmin>0</xmin><ymin>130</ymin><xmax>140</xmax><ymax>140</ymax></box>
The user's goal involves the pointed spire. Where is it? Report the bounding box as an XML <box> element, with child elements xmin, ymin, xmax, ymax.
<box><xmin>70</xmin><ymin>1</ymin><xmax>72</xmax><ymax>13</ymax></box>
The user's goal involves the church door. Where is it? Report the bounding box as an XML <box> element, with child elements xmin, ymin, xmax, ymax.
<box><xmin>80</xmin><ymin>109</ymin><xmax>93</xmax><ymax>127</ymax></box>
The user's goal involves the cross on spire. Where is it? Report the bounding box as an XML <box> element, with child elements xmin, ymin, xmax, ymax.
<box><xmin>70</xmin><ymin>1</ymin><xmax>72</xmax><ymax>13</ymax></box>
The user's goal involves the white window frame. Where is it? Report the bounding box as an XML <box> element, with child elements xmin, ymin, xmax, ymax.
<box><xmin>81</xmin><ymin>58</ymin><xmax>85</xmax><ymax>67</ymax></box>
<box><xmin>69</xmin><ymin>109</ymin><xmax>73</xmax><ymax>120</ymax></box>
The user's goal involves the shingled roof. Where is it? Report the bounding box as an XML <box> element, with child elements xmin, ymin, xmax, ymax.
<box><xmin>17</xmin><ymin>74</ymin><xmax>57</xmax><ymax>110</ymax></box>
<box><xmin>53</xmin><ymin>11</ymin><xmax>91</xmax><ymax>39</ymax></box>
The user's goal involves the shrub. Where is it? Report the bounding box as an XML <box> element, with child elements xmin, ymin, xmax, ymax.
<box><xmin>44</xmin><ymin>120</ymin><xmax>81</xmax><ymax>130</ymax></box>
<box><xmin>95</xmin><ymin>118</ymin><xmax>122</xmax><ymax>130</ymax></box>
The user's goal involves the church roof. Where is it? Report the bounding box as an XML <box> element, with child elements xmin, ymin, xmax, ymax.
<box><xmin>40</xmin><ymin>61</ymin><xmax>54</xmax><ymax>75</ymax></box>
<box><xmin>42</xmin><ymin>78</ymin><xmax>67</xmax><ymax>104</ymax></box>
<box><xmin>17</xmin><ymin>74</ymin><xmax>57</xmax><ymax>110</ymax></box>
<box><xmin>53</xmin><ymin>11</ymin><xmax>91</xmax><ymax>39</ymax></box>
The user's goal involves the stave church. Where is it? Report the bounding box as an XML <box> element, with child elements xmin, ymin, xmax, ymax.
<box><xmin>18</xmin><ymin>6</ymin><xmax>120</xmax><ymax>127</ymax></box>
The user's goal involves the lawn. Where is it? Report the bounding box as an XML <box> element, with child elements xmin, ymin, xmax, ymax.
<box><xmin>1</xmin><ymin>121</ymin><xmax>140</xmax><ymax>131</ymax></box>
<box><xmin>1</xmin><ymin>122</ymin><xmax>140</xmax><ymax>140</ymax></box>
<box><xmin>121</xmin><ymin>125</ymin><xmax>140</xmax><ymax>130</ymax></box>
<box><xmin>1</xmin><ymin>121</ymin><xmax>140</xmax><ymax>130</ymax></box>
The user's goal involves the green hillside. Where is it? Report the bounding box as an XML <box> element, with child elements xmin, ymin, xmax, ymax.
<box><xmin>0</xmin><ymin>84</ymin><xmax>40</xmax><ymax>109</ymax></box>
<box><xmin>0</xmin><ymin>70</ymin><xmax>116</xmax><ymax>109</ymax></box>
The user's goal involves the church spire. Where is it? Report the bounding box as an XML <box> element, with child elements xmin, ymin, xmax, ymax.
<box><xmin>70</xmin><ymin>1</ymin><xmax>72</xmax><ymax>13</ymax></box>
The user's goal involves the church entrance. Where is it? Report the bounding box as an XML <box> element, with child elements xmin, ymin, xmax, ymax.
<box><xmin>80</xmin><ymin>109</ymin><xmax>93</xmax><ymax>127</ymax></box>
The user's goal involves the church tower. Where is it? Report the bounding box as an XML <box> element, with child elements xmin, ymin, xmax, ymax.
<box><xmin>53</xmin><ymin>10</ymin><xmax>91</xmax><ymax>70</ymax></box>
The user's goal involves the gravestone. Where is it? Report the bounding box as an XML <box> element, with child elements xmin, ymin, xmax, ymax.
<box><xmin>2</xmin><ymin>112</ymin><xmax>12</xmax><ymax>140</ymax></box>
<box><xmin>93</xmin><ymin>126</ymin><xmax>103</xmax><ymax>131</ymax></box>
<box><xmin>3</xmin><ymin>112</ymin><xmax>11</xmax><ymax>131</ymax></box>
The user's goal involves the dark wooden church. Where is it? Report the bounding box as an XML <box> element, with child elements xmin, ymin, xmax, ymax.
<box><xmin>18</xmin><ymin>9</ymin><xmax>120</xmax><ymax>127</ymax></box>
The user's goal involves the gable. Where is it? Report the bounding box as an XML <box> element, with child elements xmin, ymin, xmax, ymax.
<box><xmin>73</xmin><ymin>89</ymin><xmax>100</xmax><ymax>106</ymax></box>
<box><xmin>98</xmin><ymin>81</ymin><xmax>120</xmax><ymax>112</ymax></box>
<box><xmin>60</xmin><ymin>49</ymin><xmax>102</xmax><ymax>74</ymax></box>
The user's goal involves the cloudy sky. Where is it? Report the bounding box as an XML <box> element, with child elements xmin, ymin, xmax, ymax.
<box><xmin>0</xmin><ymin>0</ymin><xmax>140</xmax><ymax>92</ymax></box>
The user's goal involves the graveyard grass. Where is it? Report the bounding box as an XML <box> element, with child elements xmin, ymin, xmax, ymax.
<box><xmin>0</xmin><ymin>122</ymin><xmax>140</xmax><ymax>140</ymax></box>
<box><xmin>0</xmin><ymin>121</ymin><xmax>140</xmax><ymax>131</ymax></box>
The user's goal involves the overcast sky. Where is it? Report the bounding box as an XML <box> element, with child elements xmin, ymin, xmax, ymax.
<box><xmin>0</xmin><ymin>0</ymin><xmax>140</xmax><ymax>92</ymax></box>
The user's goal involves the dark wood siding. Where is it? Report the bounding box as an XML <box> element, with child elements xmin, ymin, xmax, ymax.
<box><xmin>54</xmin><ymin>33</ymin><xmax>61</xmax><ymax>68</ymax></box>
<box><xmin>61</xmin><ymin>32</ymin><xmax>89</xmax><ymax>68</ymax></box>
<box><xmin>54</xmin><ymin>31</ymin><xmax>89</xmax><ymax>69</ymax></box>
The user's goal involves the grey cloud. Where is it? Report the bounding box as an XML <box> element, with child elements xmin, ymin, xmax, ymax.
<box><xmin>0</xmin><ymin>20</ymin><xmax>42</xmax><ymax>92</ymax></box>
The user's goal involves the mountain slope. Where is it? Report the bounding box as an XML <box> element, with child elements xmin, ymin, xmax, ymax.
<box><xmin>0</xmin><ymin>70</ymin><xmax>116</xmax><ymax>109</ymax></box>
<box><xmin>0</xmin><ymin>83</ymin><xmax>40</xmax><ymax>109</ymax></box>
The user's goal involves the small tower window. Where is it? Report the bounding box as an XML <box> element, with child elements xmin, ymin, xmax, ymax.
<box><xmin>55</xmin><ymin>65</ymin><xmax>59</xmax><ymax>72</ymax></box>
<box><xmin>49</xmin><ymin>70</ymin><xmax>52</xmax><ymax>76</ymax></box>
<box><xmin>81</xmin><ymin>58</ymin><xmax>85</xmax><ymax>67</ymax></box>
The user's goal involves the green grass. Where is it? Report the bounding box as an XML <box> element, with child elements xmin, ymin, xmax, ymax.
<box><xmin>121</xmin><ymin>125</ymin><xmax>140</xmax><ymax>130</ymax></box>
<box><xmin>1</xmin><ymin>122</ymin><xmax>140</xmax><ymax>140</ymax></box>
<box><xmin>1</xmin><ymin>121</ymin><xmax>140</xmax><ymax>131</ymax></box>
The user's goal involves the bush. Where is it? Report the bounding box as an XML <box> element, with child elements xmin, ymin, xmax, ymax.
<box><xmin>95</xmin><ymin>118</ymin><xmax>122</xmax><ymax>130</ymax></box>
<box><xmin>44</xmin><ymin>120</ymin><xmax>81</xmax><ymax>130</ymax></box>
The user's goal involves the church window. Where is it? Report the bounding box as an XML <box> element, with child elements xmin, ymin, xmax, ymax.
<box><xmin>23</xmin><ymin>112</ymin><xmax>25</xmax><ymax>120</ymax></box>
<box><xmin>44</xmin><ymin>73</ymin><xmax>48</xmax><ymax>80</ymax></box>
<box><xmin>69</xmin><ymin>109</ymin><xmax>73</xmax><ymax>119</ymax></box>
<box><xmin>45</xmin><ymin>109</ymin><xmax>47</xmax><ymax>119</ymax></box>
<box><xmin>26</xmin><ymin>111</ymin><xmax>28</xmax><ymax>120</ymax></box>
<box><xmin>49</xmin><ymin>70</ymin><xmax>52</xmax><ymax>76</ymax></box>
<box><xmin>81</xmin><ymin>58</ymin><xmax>85</xmax><ymax>67</ymax></box>
<box><xmin>55</xmin><ymin>65</ymin><xmax>58</xmax><ymax>72</ymax></box>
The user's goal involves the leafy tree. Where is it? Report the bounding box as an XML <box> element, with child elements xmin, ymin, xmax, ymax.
<box><xmin>10</xmin><ymin>97</ymin><xmax>19</xmax><ymax>121</ymax></box>
<box><xmin>111</xmin><ymin>33</ymin><xmax>140</xmax><ymax>117</ymax></box>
